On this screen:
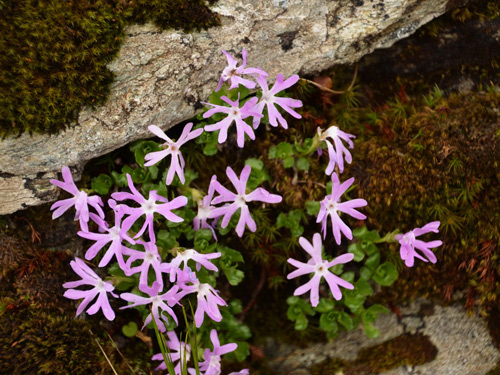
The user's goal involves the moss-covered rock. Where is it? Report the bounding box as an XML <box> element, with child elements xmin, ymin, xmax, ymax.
<box><xmin>0</xmin><ymin>0</ymin><xmax>219</xmax><ymax>137</ymax></box>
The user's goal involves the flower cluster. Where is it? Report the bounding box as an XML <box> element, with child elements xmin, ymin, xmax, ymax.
<box><xmin>50</xmin><ymin>47</ymin><xmax>442</xmax><ymax>375</ymax></box>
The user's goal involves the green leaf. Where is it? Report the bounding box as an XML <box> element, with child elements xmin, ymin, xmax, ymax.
<box><xmin>157</xmin><ymin>230</ymin><xmax>177</xmax><ymax>250</ymax></box>
<box><xmin>355</xmin><ymin>278</ymin><xmax>373</xmax><ymax>296</ymax></box>
<box><xmin>219</xmin><ymin>246</ymin><xmax>244</xmax><ymax>263</ymax></box>
<box><xmin>91</xmin><ymin>173</ymin><xmax>112</xmax><ymax>195</ymax></box>
<box><xmin>131</xmin><ymin>140</ymin><xmax>160</xmax><ymax>168</ymax></box>
<box><xmin>352</xmin><ymin>226</ymin><xmax>381</xmax><ymax>242</ymax></box>
<box><xmin>283</xmin><ymin>156</ymin><xmax>295</xmax><ymax>168</ymax></box>
<box><xmin>341</xmin><ymin>271</ymin><xmax>355</xmax><ymax>284</ymax></box>
<box><xmin>361</xmin><ymin>241</ymin><xmax>378</xmax><ymax>255</ymax></box>
<box><xmin>276</xmin><ymin>212</ymin><xmax>288</xmax><ymax>228</ymax></box>
<box><xmin>230</xmin><ymin>341</ymin><xmax>250</xmax><ymax>362</ymax></box>
<box><xmin>372</xmin><ymin>262</ymin><xmax>398</xmax><ymax>286</ymax></box>
<box><xmin>360</xmin><ymin>266</ymin><xmax>373</xmax><ymax>280</ymax></box>
<box><xmin>365</xmin><ymin>252</ymin><xmax>381</xmax><ymax>270</ymax></box>
<box><xmin>245</xmin><ymin>158</ymin><xmax>264</xmax><ymax>170</ymax></box>
<box><xmin>287</xmin><ymin>305</ymin><xmax>303</xmax><ymax>320</ymax></box>
<box><xmin>229</xmin><ymin>299</ymin><xmax>243</xmax><ymax>315</ymax></box>
<box><xmin>348</xmin><ymin>243</ymin><xmax>365</xmax><ymax>262</ymax></box>
<box><xmin>194</xmin><ymin>228</ymin><xmax>213</xmax><ymax>243</ymax></box>
<box><xmin>122</xmin><ymin>321</ymin><xmax>138</xmax><ymax>338</ymax></box>
<box><xmin>320</xmin><ymin>312</ymin><xmax>338</xmax><ymax>332</ymax></box>
<box><xmin>363</xmin><ymin>322</ymin><xmax>380</xmax><ymax>338</ymax></box>
<box><xmin>337</xmin><ymin>312</ymin><xmax>354</xmax><ymax>330</ymax></box>
<box><xmin>305</xmin><ymin>201</ymin><xmax>321</xmax><ymax>216</ymax></box>
<box><xmin>294</xmin><ymin>314</ymin><xmax>308</xmax><ymax>330</ymax></box>
<box><xmin>277</xmin><ymin>142</ymin><xmax>294</xmax><ymax>158</ymax></box>
<box><xmin>296</xmin><ymin>157</ymin><xmax>310</xmax><ymax>171</ymax></box>
<box><xmin>222</xmin><ymin>267</ymin><xmax>244</xmax><ymax>286</ymax></box>
<box><xmin>111</xmin><ymin>171</ymin><xmax>127</xmax><ymax>187</ymax></box>
<box><xmin>268</xmin><ymin>145</ymin><xmax>279</xmax><ymax>159</ymax></box>
<box><xmin>287</xmin><ymin>296</ymin><xmax>301</xmax><ymax>305</ymax></box>
<box><xmin>344</xmin><ymin>292</ymin><xmax>366</xmax><ymax>315</ymax></box>
<box><xmin>203</xmin><ymin>142</ymin><xmax>218</xmax><ymax>156</ymax></box>
<box><xmin>315</xmin><ymin>298</ymin><xmax>335</xmax><ymax>313</ymax></box>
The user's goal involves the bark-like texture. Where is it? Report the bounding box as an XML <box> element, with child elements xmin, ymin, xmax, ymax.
<box><xmin>0</xmin><ymin>0</ymin><xmax>458</xmax><ymax>214</ymax></box>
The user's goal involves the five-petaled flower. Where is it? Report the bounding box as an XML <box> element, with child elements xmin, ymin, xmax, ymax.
<box><xmin>63</xmin><ymin>257</ymin><xmax>116</xmax><ymax>321</ymax></box>
<box><xmin>120</xmin><ymin>281</ymin><xmax>180</xmax><ymax>332</ymax></box>
<box><xmin>111</xmin><ymin>174</ymin><xmax>187</xmax><ymax>242</ymax></box>
<box><xmin>395</xmin><ymin>221</ymin><xmax>442</xmax><ymax>267</ymax></box>
<box><xmin>287</xmin><ymin>233</ymin><xmax>354</xmax><ymax>307</ymax></box>
<box><xmin>317</xmin><ymin>173</ymin><xmax>367</xmax><ymax>244</ymax></box>
<box><xmin>217</xmin><ymin>48</ymin><xmax>267</xmax><ymax>91</ymax></box>
<box><xmin>317</xmin><ymin>125</ymin><xmax>356</xmax><ymax>175</ymax></box>
<box><xmin>198</xmin><ymin>329</ymin><xmax>238</xmax><ymax>375</ymax></box>
<box><xmin>252</xmin><ymin>74</ymin><xmax>303</xmax><ymax>129</ymax></box>
<box><xmin>77</xmin><ymin>199</ymin><xmax>136</xmax><ymax>270</ymax></box>
<box><xmin>144</xmin><ymin>123</ymin><xmax>203</xmax><ymax>185</ymax></box>
<box><xmin>50</xmin><ymin>166</ymin><xmax>105</xmax><ymax>232</ymax></box>
<box><xmin>210</xmin><ymin>165</ymin><xmax>282</xmax><ymax>237</ymax></box>
<box><xmin>204</xmin><ymin>95</ymin><xmax>262</xmax><ymax>148</ymax></box>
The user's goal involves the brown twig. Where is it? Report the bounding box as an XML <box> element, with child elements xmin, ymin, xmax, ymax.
<box><xmin>105</xmin><ymin>330</ymin><xmax>138</xmax><ymax>375</ymax></box>
<box><xmin>239</xmin><ymin>266</ymin><xmax>267</xmax><ymax>321</ymax></box>
<box><xmin>90</xmin><ymin>330</ymin><xmax>119</xmax><ymax>375</ymax></box>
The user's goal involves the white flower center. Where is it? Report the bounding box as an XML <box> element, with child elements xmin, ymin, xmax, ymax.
<box><xmin>142</xmin><ymin>198</ymin><xmax>157</xmax><ymax>215</ymax></box>
<box><xmin>109</xmin><ymin>227</ymin><xmax>121</xmax><ymax>240</ymax></box>
<box><xmin>197</xmin><ymin>203</ymin><xmax>212</xmax><ymax>219</ymax></box>
<box><xmin>196</xmin><ymin>282</ymin><xmax>211</xmax><ymax>297</ymax></box>
<box><xmin>315</xmin><ymin>261</ymin><xmax>329</xmax><ymax>275</ymax></box>
<box><xmin>96</xmin><ymin>280</ymin><xmax>106</xmax><ymax>292</ymax></box>
<box><xmin>326</xmin><ymin>199</ymin><xmax>338</xmax><ymax>212</ymax></box>
<box><xmin>145</xmin><ymin>251</ymin><xmax>158</xmax><ymax>263</ymax></box>
<box><xmin>235</xmin><ymin>195</ymin><xmax>247</xmax><ymax>207</ymax></box>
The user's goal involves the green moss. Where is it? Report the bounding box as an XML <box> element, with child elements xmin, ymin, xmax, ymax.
<box><xmin>310</xmin><ymin>333</ymin><xmax>437</xmax><ymax>374</ymax></box>
<box><xmin>0</xmin><ymin>228</ymin><xmax>152</xmax><ymax>375</ymax></box>
<box><xmin>0</xmin><ymin>0</ymin><xmax>220</xmax><ymax>137</ymax></box>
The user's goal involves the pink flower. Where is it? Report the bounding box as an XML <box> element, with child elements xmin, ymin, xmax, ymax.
<box><xmin>123</xmin><ymin>241</ymin><xmax>164</xmax><ymax>293</ymax></box>
<box><xmin>111</xmin><ymin>174</ymin><xmax>187</xmax><ymax>242</ymax></box>
<box><xmin>120</xmin><ymin>281</ymin><xmax>180</xmax><ymax>332</ymax></box>
<box><xmin>63</xmin><ymin>257</ymin><xmax>116</xmax><ymax>320</ymax></box>
<box><xmin>210</xmin><ymin>165</ymin><xmax>282</xmax><ymax>237</ymax></box>
<box><xmin>203</xmin><ymin>95</ymin><xmax>262</xmax><ymax>148</ymax></box>
<box><xmin>253</xmin><ymin>74</ymin><xmax>302</xmax><ymax>129</ymax></box>
<box><xmin>395</xmin><ymin>221</ymin><xmax>442</xmax><ymax>267</ymax></box>
<box><xmin>193</xmin><ymin>175</ymin><xmax>218</xmax><ymax>238</ymax></box>
<box><xmin>217</xmin><ymin>48</ymin><xmax>267</xmax><ymax>91</ymax></box>
<box><xmin>50</xmin><ymin>166</ymin><xmax>105</xmax><ymax>232</ymax></box>
<box><xmin>177</xmin><ymin>272</ymin><xmax>226</xmax><ymax>328</ymax></box>
<box><xmin>317</xmin><ymin>173</ymin><xmax>367</xmax><ymax>244</ymax></box>
<box><xmin>77</xmin><ymin>200</ymin><xmax>136</xmax><ymax>269</ymax></box>
<box><xmin>164</xmin><ymin>248</ymin><xmax>221</xmax><ymax>283</ymax></box>
<box><xmin>287</xmin><ymin>233</ymin><xmax>354</xmax><ymax>307</ymax></box>
<box><xmin>152</xmin><ymin>331</ymin><xmax>192</xmax><ymax>374</ymax></box>
<box><xmin>144</xmin><ymin>123</ymin><xmax>203</xmax><ymax>185</ymax></box>
<box><xmin>317</xmin><ymin>126</ymin><xmax>356</xmax><ymax>174</ymax></box>
<box><xmin>198</xmin><ymin>329</ymin><xmax>237</xmax><ymax>375</ymax></box>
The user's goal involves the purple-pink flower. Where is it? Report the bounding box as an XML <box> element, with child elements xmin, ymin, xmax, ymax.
<box><xmin>198</xmin><ymin>329</ymin><xmax>238</xmax><ymax>375</ymax></box>
<box><xmin>317</xmin><ymin>173</ymin><xmax>367</xmax><ymax>244</ymax></box>
<box><xmin>210</xmin><ymin>165</ymin><xmax>282</xmax><ymax>237</ymax></box>
<box><xmin>317</xmin><ymin>125</ymin><xmax>356</xmax><ymax>175</ymax></box>
<box><xmin>144</xmin><ymin>123</ymin><xmax>203</xmax><ymax>185</ymax></box>
<box><xmin>287</xmin><ymin>233</ymin><xmax>354</xmax><ymax>307</ymax></box>
<box><xmin>111</xmin><ymin>174</ymin><xmax>187</xmax><ymax>242</ymax></box>
<box><xmin>120</xmin><ymin>281</ymin><xmax>180</xmax><ymax>332</ymax></box>
<box><xmin>77</xmin><ymin>200</ymin><xmax>136</xmax><ymax>270</ymax></box>
<box><xmin>253</xmin><ymin>74</ymin><xmax>302</xmax><ymax>129</ymax></box>
<box><xmin>177</xmin><ymin>272</ymin><xmax>226</xmax><ymax>328</ymax></box>
<box><xmin>123</xmin><ymin>241</ymin><xmax>164</xmax><ymax>293</ymax></box>
<box><xmin>63</xmin><ymin>257</ymin><xmax>116</xmax><ymax>320</ymax></box>
<box><xmin>395</xmin><ymin>221</ymin><xmax>442</xmax><ymax>267</ymax></box>
<box><xmin>50</xmin><ymin>166</ymin><xmax>105</xmax><ymax>232</ymax></box>
<box><xmin>152</xmin><ymin>331</ymin><xmax>192</xmax><ymax>374</ymax></box>
<box><xmin>193</xmin><ymin>175</ymin><xmax>218</xmax><ymax>239</ymax></box>
<box><xmin>165</xmin><ymin>248</ymin><xmax>221</xmax><ymax>283</ymax></box>
<box><xmin>217</xmin><ymin>48</ymin><xmax>267</xmax><ymax>91</ymax></box>
<box><xmin>204</xmin><ymin>95</ymin><xmax>262</xmax><ymax>148</ymax></box>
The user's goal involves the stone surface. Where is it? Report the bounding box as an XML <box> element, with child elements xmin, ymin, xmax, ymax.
<box><xmin>263</xmin><ymin>299</ymin><xmax>500</xmax><ymax>375</ymax></box>
<box><xmin>0</xmin><ymin>0</ymin><xmax>460</xmax><ymax>214</ymax></box>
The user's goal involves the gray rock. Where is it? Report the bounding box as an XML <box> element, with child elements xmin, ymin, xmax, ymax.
<box><xmin>264</xmin><ymin>299</ymin><xmax>500</xmax><ymax>375</ymax></box>
<box><xmin>0</xmin><ymin>0</ymin><xmax>456</xmax><ymax>214</ymax></box>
